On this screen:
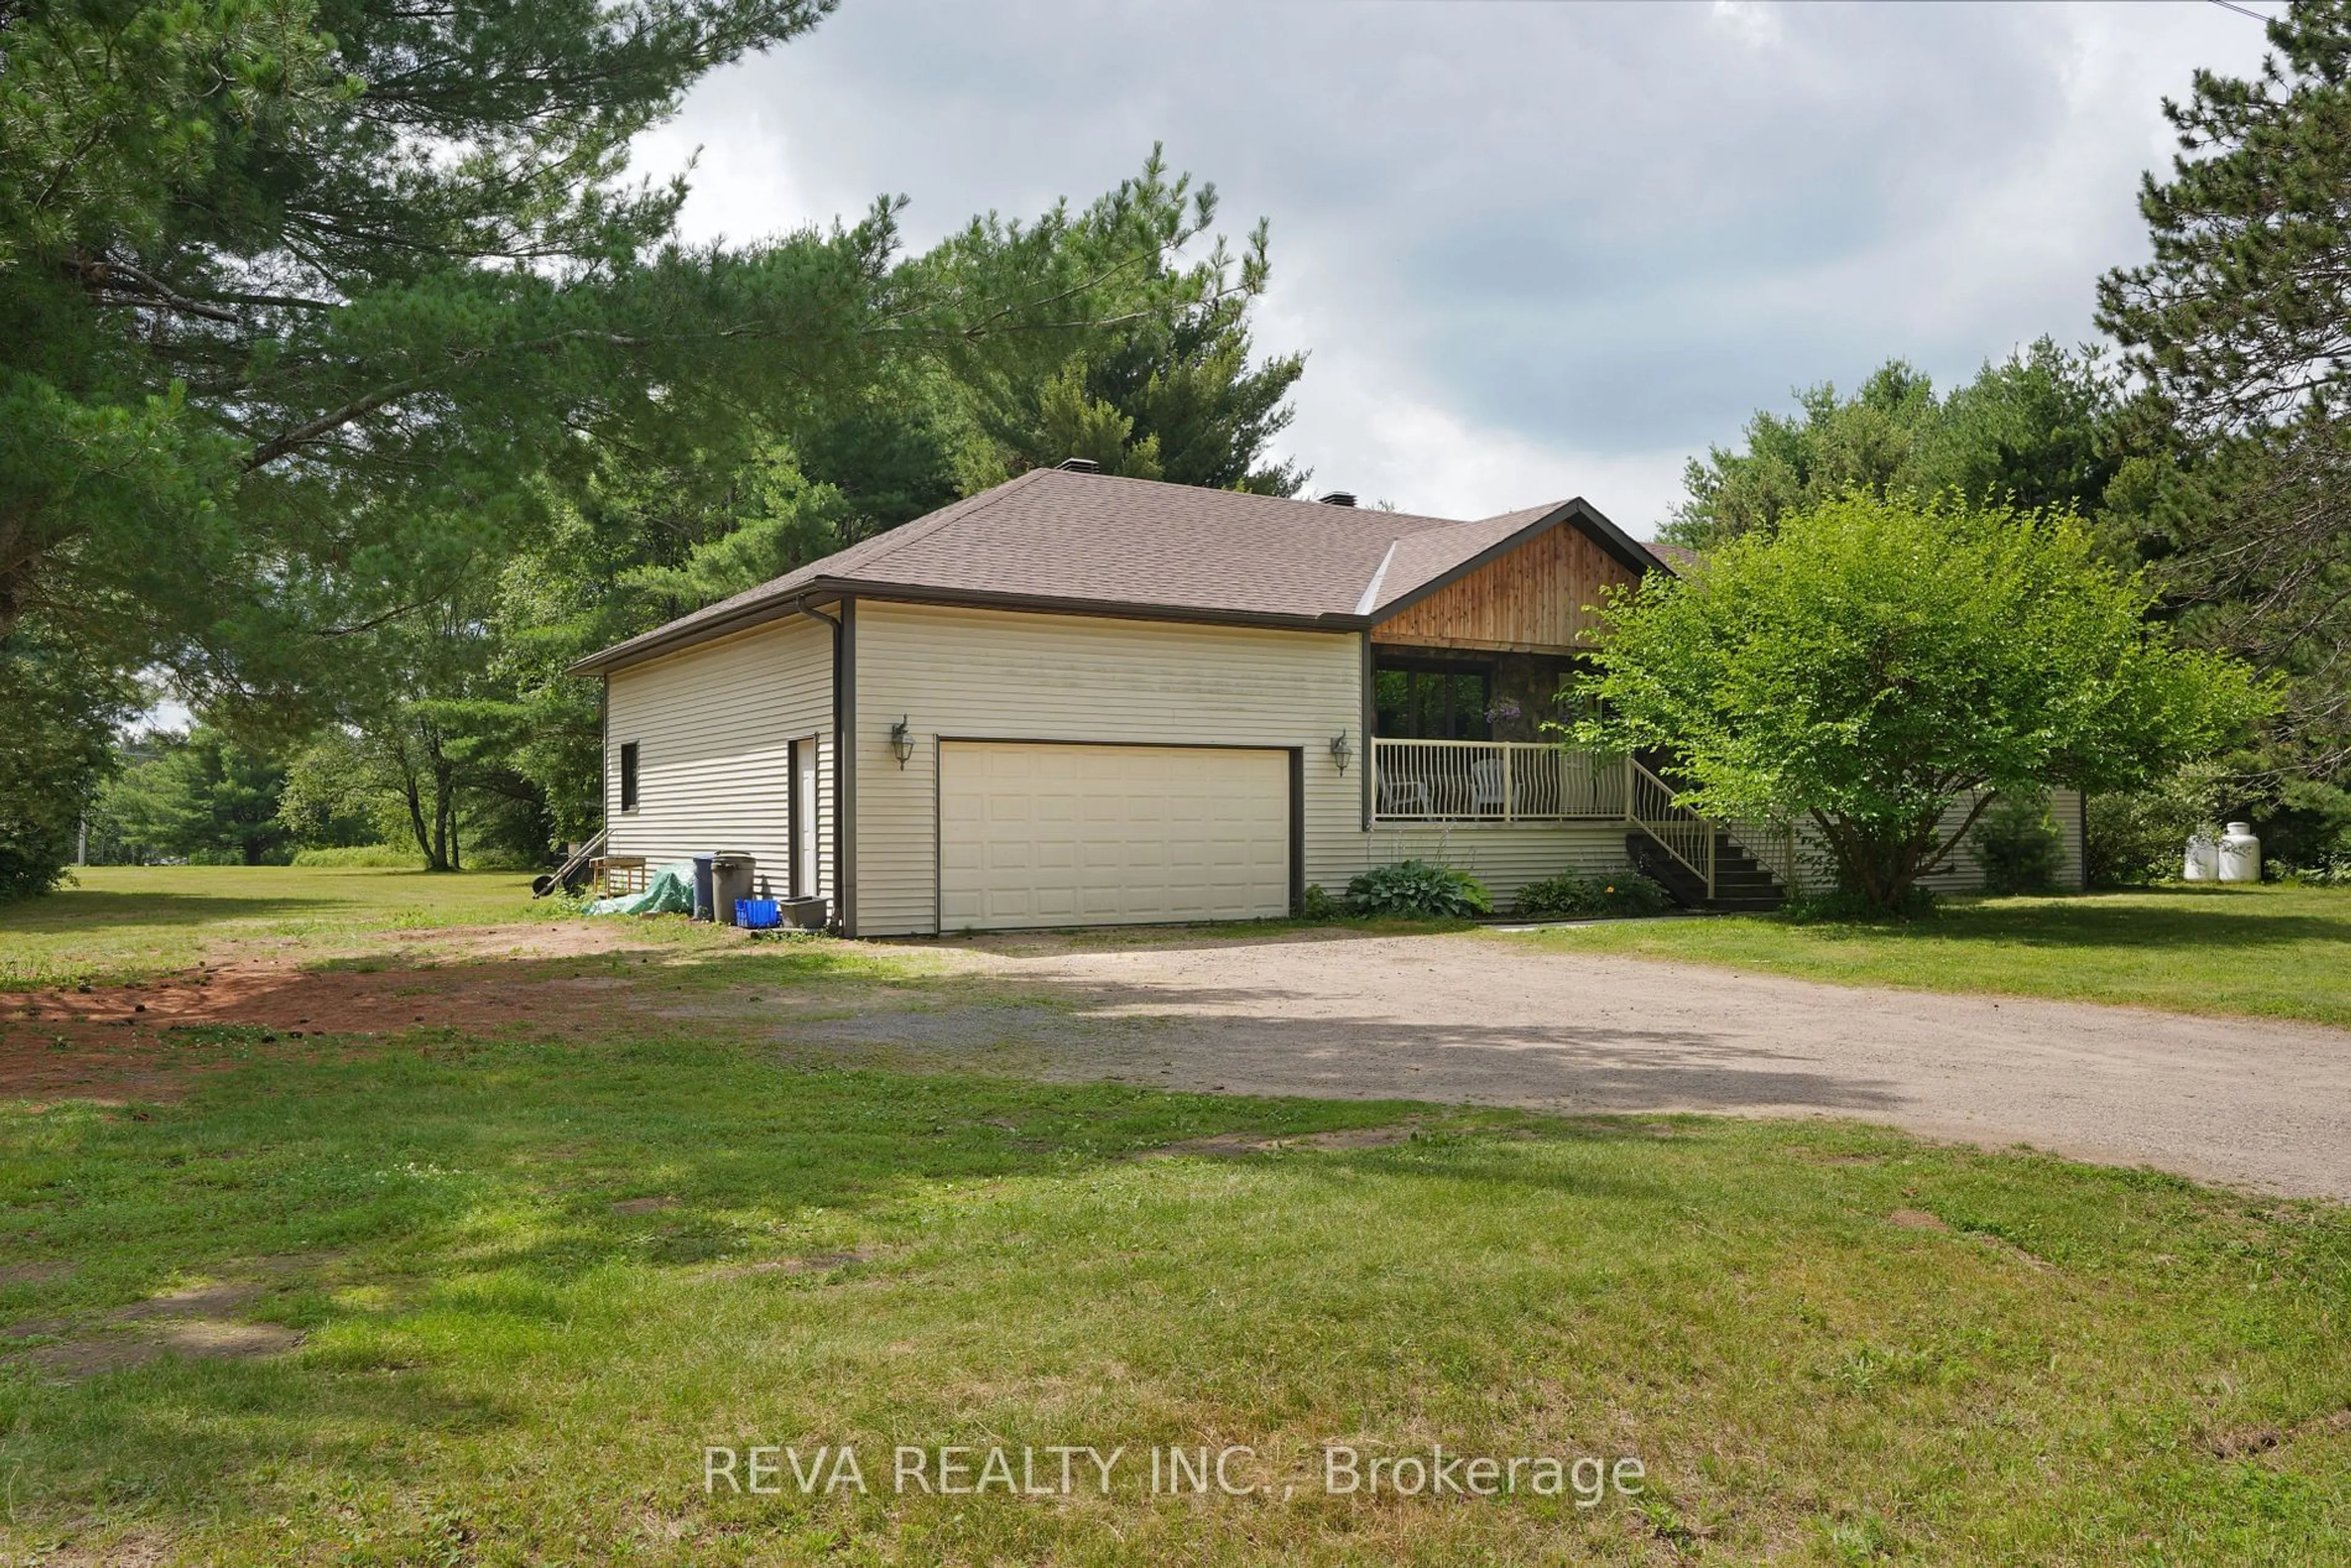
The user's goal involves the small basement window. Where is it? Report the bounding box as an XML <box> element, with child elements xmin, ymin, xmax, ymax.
<box><xmin>620</xmin><ymin>741</ymin><xmax>640</xmax><ymax>811</ymax></box>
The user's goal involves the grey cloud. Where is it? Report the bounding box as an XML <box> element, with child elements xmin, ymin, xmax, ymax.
<box><xmin>644</xmin><ymin>0</ymin><xmax>2273</xmax><ymax>527</ymax></box>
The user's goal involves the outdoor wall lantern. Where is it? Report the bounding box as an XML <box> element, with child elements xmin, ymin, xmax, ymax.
<box><xmin>889</xmin><ymin>716</ymin><xmax>914</xmax><ymax>769</ymax></box>
<box><xmin>1329</xmin><ymin>730</ymin><xmax>1352</xmax><ymax>774</ymax></box>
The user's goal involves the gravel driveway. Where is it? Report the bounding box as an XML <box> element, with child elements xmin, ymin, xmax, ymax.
<box><xmin>843</xmin><ymin>930</ymin><xmax>2351</xmax><ymax>1200</ymax></box>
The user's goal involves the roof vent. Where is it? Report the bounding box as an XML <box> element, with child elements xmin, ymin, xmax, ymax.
<box><xmin>1318</xmin><ymin>490</ymin><xmax>1357</xmax><ymax>508</ymax></box>
<box><xmin>1056</xmin><ymin>457</ymin><xmax>1101</xmax><ymax>473</ymax></box>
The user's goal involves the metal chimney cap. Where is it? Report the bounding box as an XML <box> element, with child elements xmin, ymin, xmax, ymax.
<box><xmin>1056</xmin><ymin>457</ymin><xmax>1102</xmax><ymax>473</ymax></box>
<box><xmin>1318</xmin><ymin>490</ymin><xmax>1358</xmax><ymax>507</ymax></box>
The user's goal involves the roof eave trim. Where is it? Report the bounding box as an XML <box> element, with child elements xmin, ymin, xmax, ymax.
<box><xmin>565</xmin><ymin>584</ymin><xmax>846</xmax><ymax>676</ymax></box>
<box><xmin>571</xmin><ymin>578</ymin><xmax>1366</xmax><ymax>675</ymax></box>
<box><xmin>828</xmin><ymin>580</ymin><xmax>1360</xmax><ymax>633</ymax></box>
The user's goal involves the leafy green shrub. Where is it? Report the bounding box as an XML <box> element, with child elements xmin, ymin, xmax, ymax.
<box><xmin>2252</xmin><ymin>778</ymin><xmax>2351</xmax><ymax>869</ymax></box>
<box><xmin>1345</xmin><ymin>860</ymin><xmax>1493</xmax><ymax>919</ymax></box>
<box><xmin>186</xmin><ymin>846</ymin><xmax>293</xmax><ymax>866</ymax></box>
<box><xmin>291</xmin><ymin>844</ymin><xmax>425</xmax><ymax>868</ymax></box>
<box><xmin>2266</xmin><ymin>852</ymin><xmax>2351</xmax><ymax>886</ymax></box>
<box><xmin>1299</xmin><ymin>883</ymin><xmax>1340</xmax><ymax>920</ymax></box>
<box><xmin>1513</xmin><ymin>868</ymin><xmax>1674</xmax><ymax>919</ymax></box>
<box><xmin>2085</xmin><ymin>792</ymin><xmax>2181</xmax><ymax>888</ymax></box>
<box><xmin>1969</xmin><ymin>791</ymin><xmax>2063</xmax><ymax>895</ymax></box>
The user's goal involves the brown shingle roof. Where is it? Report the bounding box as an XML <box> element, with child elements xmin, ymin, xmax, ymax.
<box><xmin>574</xmin><ymin>469</ymin><xmax>1660</xmax><ymax>672</ymax></box>
<box><xmin>1645</xmin><ymin>541</ymin><xmax>1701</xmax><ymax>576</ymax></box>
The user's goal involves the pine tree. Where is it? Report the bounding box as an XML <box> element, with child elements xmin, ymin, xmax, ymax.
<box><xmin>2096</xmin><ymin>0</ymin><xmax>2351</xmax><ymax>776</ymax></box>
<box><xmin>929</xmin><ymin>149</ymin><xmax>1307</xmax><ymax>496</ymax></box>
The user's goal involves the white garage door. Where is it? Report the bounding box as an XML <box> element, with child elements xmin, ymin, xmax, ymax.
<box><xmin>940</xmin><ymin>742</ymin><xmax>1291</xmax><ymax>931</ymax></box>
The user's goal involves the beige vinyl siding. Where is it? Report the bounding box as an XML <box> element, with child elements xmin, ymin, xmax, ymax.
<box><xmin>604</xmin><ymin>616</ymin><xmax>833</xmax><ymax>899</ymax></box>
<box><xmin>850</xmin><ymin>602</ymin><xmax>1644</xmax><ymax>935</ymax></box>
<box><xmin>1357</xmin><ymin>822</ymin><xmax>1634</xmax><ymax>905</ymax></box>
<box><xmin>1771</xmin><ymin>787</ymin><xmax>2088</xmax><ymax>896</ymax></box>
<box><xmin>1915</xmin><ymin>787</ymin><xmax>2087</xmax><ymax>895</ymax></box>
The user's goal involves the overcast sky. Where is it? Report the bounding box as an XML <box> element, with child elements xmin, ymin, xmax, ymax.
<box><xmin>631</xmin><ymin>0</ymin><xmax>2276</xmax><ymax>538</ymax></box>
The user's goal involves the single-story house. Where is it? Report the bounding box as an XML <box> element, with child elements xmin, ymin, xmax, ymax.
<box><xmin>571</xmin><ymin>467</ymin><xmax>2084</xmax><ymax>935</ymax></box>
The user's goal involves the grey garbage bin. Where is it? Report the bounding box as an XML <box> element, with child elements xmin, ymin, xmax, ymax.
<box><xmin>710</xmin><ymin>851</ymin><xmax>757</xmax><ymax>925</ymax></box>
<box><xmin>689</xmin><ymin>854</ymin><xmax>716</xmax><ymax>921</ymax></box>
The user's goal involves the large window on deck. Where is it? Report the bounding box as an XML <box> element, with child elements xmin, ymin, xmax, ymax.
<box><xmin>1374</xmin><ymin>662</ymin><xmax>1493</xmax><ymax>740</ymax></box>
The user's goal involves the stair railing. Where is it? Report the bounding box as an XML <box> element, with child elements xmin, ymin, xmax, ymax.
<box><xmin>1734</xmin><ymin>819</ymin><xmax>1801</xmax><ymax>896</ymax></box>
<box><xmin>1625</xmin><ymin>758</ymin><xmax>1714</xmax><ymax>901</ymax></box>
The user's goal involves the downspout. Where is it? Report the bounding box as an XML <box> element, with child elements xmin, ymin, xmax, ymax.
<box><xmin>1352</xmin><ymin>544</ymin><xmax>1398</xmax><ymax>838</ymax></box>
<box><xmin>795</xmin><ymin>594</ymin><xmax>846</xmax><ymax>934</ymax></box>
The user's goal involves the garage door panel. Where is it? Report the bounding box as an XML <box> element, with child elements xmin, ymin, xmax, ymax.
<box><xmin>940</xmin><ymin>743</ymin><xmax>1289</xmax><ymax>931</ymax></box>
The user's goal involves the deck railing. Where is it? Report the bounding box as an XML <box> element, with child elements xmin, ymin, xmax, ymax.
<box><xmin>1370</xmin><ymin>739</ymin><xmax>1627</xmax><ymax>822</ymax></box>
<box><xmin>1728</xmin><ymin>815</ymin><xmax>1803</xmax><ymax>895</ymax></box>
<box><xmin>1373</xmin><ymin>743</ymin><xmax>1799</xmax><ymax>902</ymax></box>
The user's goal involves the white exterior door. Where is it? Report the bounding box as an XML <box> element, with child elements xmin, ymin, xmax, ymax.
<box><xmin>939</xmin><ymin>742</ymin><xmax>1291</xmax><ymax>931</ymax></box>
<box><xmin>793</xmin><ymin>737</ymin><xmax>818</xmax><ymax>896</ymax></box>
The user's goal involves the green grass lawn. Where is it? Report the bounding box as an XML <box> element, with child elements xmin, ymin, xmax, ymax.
<box><xmin>1511</xmin><ymin>883</ymin><xmax>2351</xmax><ymax>1029</ymax></box>
<box><xmin>0</xmin><ymin>866</ymin><xmax>546</xmax><ymax>991</ymax></box>
<box><xmin>2</xmin><ymin>869</ymin><xmax>2349</xmax><ymax>1562</ymax></box>
<box><xmin>3</xmin><ymin>1018</ymin><xmax>2347</xmax><ymax>1564</ymax></box>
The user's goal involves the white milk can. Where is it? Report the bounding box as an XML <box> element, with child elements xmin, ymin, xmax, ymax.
<box><xmin>2216</xmin><ymin>822</ymin><xmax>2261</xmax><ymax>883</ymax></box>
<box><xmin>2183</xmin><ymin>831</ymin><xmax>2218</xmax><ymax>881</ymax></box>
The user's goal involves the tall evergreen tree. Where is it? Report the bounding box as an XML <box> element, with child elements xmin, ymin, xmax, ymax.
<box><xmin>2</xmin><ymin>0</ymin><xmax>880</xmax><ymax>697</ymax></box>
<box><xmin>96</xmin><ymin>727</ymin><xmax>291</xmax><ymax>866</ymax></box>
<box><xmin>2096</xmin><ymin>0</ymin><xmax>2351</xmax><ymax>776</ymax></box>
<box><xmin>931</xmin><ymin>149</ymin><xmax>1307</xmax><ymax>496</ymax></box>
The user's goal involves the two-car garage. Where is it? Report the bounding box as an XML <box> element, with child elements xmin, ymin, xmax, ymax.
<box><xmin>937</xmin><ymin>741</ymin><xmax>1294</xmax><ymax>932</ymax></box>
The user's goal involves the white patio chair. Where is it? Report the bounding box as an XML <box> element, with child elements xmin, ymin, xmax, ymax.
<box><xmin>1378</xmin><ymin>775</ymin><xmax>1433</xmax><ymax>816</ymax></box>
<box><xmin>1469</xmin><ymin>756</ymin><xmax>1507</xmax><ymax>816</ymax></box>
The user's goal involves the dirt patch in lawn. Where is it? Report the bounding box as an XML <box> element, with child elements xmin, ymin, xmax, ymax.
<box><xmin>1142</xmin><ymin>1123</ymin><xmax>1423</xmax><ymax>1160</ymax></box>
<box><xmin>2209</xmin><ymin>1406</ymin><xmax>2351</xmax><ymax>1460</ymax></box>
<box><xmin>0</xmin><ymin>923</ymin><xmax>696</xmax><ymax>1103</ymax></box>
<box><xmin>6</xmin><ymin>1274</ymin><xmax>310</xmax><ymax>1379</ymax></box>
<box><xmin>30</xmin><ymin>1532</ymin><xmax>175</xmax><ymax>1567</ymax></box>
<box><xmin>700</xmin><ymin>1248</ymin><xmax>877</xmax><ymax>1281</ymax></box>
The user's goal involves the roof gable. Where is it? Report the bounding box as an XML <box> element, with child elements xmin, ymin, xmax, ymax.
<box><xmin>1372</xmin><ymin>509</ymin><xmax>1641</xmax><ymax>652</ymax></box>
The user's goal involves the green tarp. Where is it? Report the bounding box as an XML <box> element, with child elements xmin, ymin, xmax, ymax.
<box><xmin>583</xmin><ymin>859</ymin><xmax>696</xmax><ymax>917</ymax></box>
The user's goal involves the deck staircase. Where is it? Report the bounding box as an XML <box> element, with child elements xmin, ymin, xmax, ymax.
<box><xmin>1624</xmin><ymin>757</ymin><xmax>1789</xmax><ymax>913</ymax></box>
<box><xmin>1626</xmin><ymin>827</ymin><xmax>1788</xmax><ymax>913</ymax></box>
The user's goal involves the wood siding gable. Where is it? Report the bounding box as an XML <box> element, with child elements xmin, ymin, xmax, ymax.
<box><xmin>1372</xmin><ymin>520</ymin><xmax>1640</xmax><ymax>654</ymax></box>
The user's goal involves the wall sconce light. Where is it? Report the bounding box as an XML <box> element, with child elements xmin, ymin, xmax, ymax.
<box><xmin>1329</xmin><ymin>730</ymin><xmax>1352</xmax><ymax>774</ymax></box>
<box><xmin>889</xmin><ymin>716</ymin><xmax>914</xmax><ymax>769</ymax></box>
